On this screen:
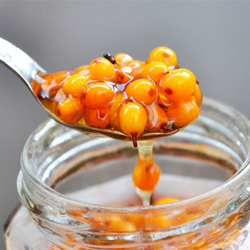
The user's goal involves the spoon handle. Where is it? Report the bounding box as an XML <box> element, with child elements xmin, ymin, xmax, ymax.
<box><xmin>0</xmin><ymin>37</ymin><xmax>45</xmax><ymax>92</ymax></box>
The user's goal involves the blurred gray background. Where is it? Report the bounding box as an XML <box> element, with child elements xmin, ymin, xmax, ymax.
<box><xmin>0</xmin><ymin>1</ymin><xmax>250</xmax><ymax>248</ymax></box>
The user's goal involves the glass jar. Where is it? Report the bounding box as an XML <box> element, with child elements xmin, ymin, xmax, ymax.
<box><xmin>4</xmin><ymin>97</ymin><xmax>250</xmax><ymax>250</ymax></box>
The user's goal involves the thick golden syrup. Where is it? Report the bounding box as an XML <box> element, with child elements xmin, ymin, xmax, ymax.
<box><xmin>133</xmin><ymin>140</ymin><xmax>161</xmax><ymax>205</ymax></box>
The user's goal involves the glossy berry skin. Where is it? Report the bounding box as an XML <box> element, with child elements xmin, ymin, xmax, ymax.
<box><xmin>74</xmin><ymin>65</ymin><xmax>89</xmax><ymax>75</ymax></box>
<box><xmin>63</xmin><ymin>74</ymin><xmax>89</xmax><ymax>98</ymax></box>
<box><xmin>89</xmin><ymin>58</ymin><xmax>115</xmax><ymax>81</ymax></box>
<box><xmin>119</xmin><ymin>102</ymin><xmax>148</xmax><ymax>138</ymax></box>
<box><xmin>142</xmin><ymin>62</ymin><xmax>169</xmax><ymax>86</ymax></box>
<box><xmin>115</xmin><ymin>65</ymin><xmax>134</xmax><ymax>84</ymax></box>
<box><xmin>84</xmin><ymin>107</ymin><xmax>110</xmax><ymax>129</ymax></box>
<box><xmin>133</xmin><ymin>157</ymin><xmax>161</xmax><ymax>191</ymax></box>
<box><xmin>82</xmin><ymin>81</ymin><xmax>115</xmax><ymax>108</ymax></box>
<box><xmin>125</xmin><ymin>79</ymin><xmax>158</xmax><ymax>105</ymax></box>
<box><xmin>160</xmin><ymin>68</ymin><xmax>196</xmax><ymax>102</ymax></box>
<box><xmin>41</xmin><ymin>71</ymin><xmax>71</xmax><ymax>98</ymax></box>
<box><xmin>147</xmin><ymin>46</ymin><xmax>178</xmax><ymax>69</ymax></box>
<box><xmin>114</xmin><ymin>53</ymin><xmax>133</xmax><ymax>65</ymax></box>
<box><xmin>167</xmin><ymin>96</ymin><xmax>200</xmax><ymax>127</ymax></box>
<box><xmin>56</xmin><ymin>97</ymin><xmax>84</xmax><ymax>124</ymax></box>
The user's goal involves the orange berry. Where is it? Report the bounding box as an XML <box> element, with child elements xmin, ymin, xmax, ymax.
<box><xmin>147</xmin><ymin>105</ymin><xmax>169</xmax><ymax>132</ymax></box>
<box><xmin>63</xmin><ymin>74</ymin><xmax>89</xmax><ymax>98</ymax></box>
<box><xmin>84</xmin><ymin>107</ymin><xmax>110</xmax><ymax>129</ymax></box>
<box><xmin>74</xmin><ymin>65</ymin><xmax>89</xmax><ymax>75</ymax></box>
<box><xmin>82</xmin><ymin>82</ymin><xmax>115</xmax><ymax>108</ymax></box>
<box><xmin>115</xmin><ymin>65</ymin><xmax>135</xmax><ymax>84</ymax></box>
<box><xmin>89</xmin><ymin>58</ymin><xmax>115</xmax><ymax>81</ymax></box>
<box><xmin>147</xmin><ymin>46</ymin><xmax>178</xmax><ymax>69</ymax></box>
<box><xmin>142</xmin><ymin>62</ymin><xmax>169</xmax><ymax>85</ymax></box>
<box><xmin>56</xmin><ymin>97</ymin><xmax>84</xmax><ymax>124</ymax></box>
<box><xmin>167</xmin><ymin>96</ymin><xmax>200</xmax><ymax>127</ymax></box>
<box><xmin>147</xmin><ymin>214</ymin><xmax>173</xmax><ymax>229</ymax></box>
<box><xmin>43</xmin><ymin>71</ymin><xmax>71</xmax><ymax>82</ymax></box>
<box><xmin>113</xmin><ymin>53</ymin><xmax>133</xmax><ymax>65</ymax></box>
<box><xmin>125</xmin><ymin>79</ymin><xmax>158</xmax><ymax>105</ymax></box>
<box><xmin>119</xmin><ymin>102</ymin><xmax>148</xmax><ymax>138</ymax></box>
<box><xmin>192</xmin><ymin>84</ymin><xmax>203</xmax><ymax>107</ymax></box>
<box><xmin>133</xmin><ymin>157</ymin><xmax>161</xmax><ymax>191</ymax></box>
<box><xmin>41</xmin><ymin>71</ymin><xmax>71</xmax><ymax>98</ymax></box>
<box><xmin>110</xmin><ymin>92</ymin><xmax>125</xmax><ymax>130</ymax></box>
<box><xmin>153</xmin><ymin>196</ymin><xmax>181</xmax><ymax>205</ymax></box>
<box><xmin>160</xmin><ymin>68</ymin><xmax>196</xmax><ymax>102</ymax></box>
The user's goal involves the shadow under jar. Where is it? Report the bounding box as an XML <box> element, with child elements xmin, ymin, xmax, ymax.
<box><xmin>4</xmin><ymin>97</ymin><xmax>250</xmax><ymax>250</ymax></box>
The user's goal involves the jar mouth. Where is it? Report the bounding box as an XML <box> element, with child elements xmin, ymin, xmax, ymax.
<box><xmin>18</xmin><ymin>96</ymin><xmax>250</xmax><ymax>212</ymax></box>
<box><xmin>17</xmin><ymin>97</ymin><xmax>250</xmax><ymax>248</ymax></box>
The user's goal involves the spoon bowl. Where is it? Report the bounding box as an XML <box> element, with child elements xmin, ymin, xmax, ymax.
<box><xmin>0</xmin><ymin>37</ymin><xmax>182</xmax><ymax>142</ymax></box>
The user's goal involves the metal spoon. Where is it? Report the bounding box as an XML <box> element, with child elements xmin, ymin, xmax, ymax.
<box><xmin>0</xmin><ymin>37</ymin><xmax>178</xmax><ymax>142</ymax></box>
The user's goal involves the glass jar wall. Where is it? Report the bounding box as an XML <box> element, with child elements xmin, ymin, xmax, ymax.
<box><xmin>4</xmin><ymin>97</ymin><xmax>250</xmax><ymax>250</ymax></box>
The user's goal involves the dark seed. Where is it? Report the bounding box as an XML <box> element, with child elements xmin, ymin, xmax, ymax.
<box><xmin>103</xmin><ymin>52</ymin><xmax>116</xmax><ymax>64</ymax></box>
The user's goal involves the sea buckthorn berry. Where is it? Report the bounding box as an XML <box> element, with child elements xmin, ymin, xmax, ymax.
<box><xmin>41</xmin><ymin>71</ymin><xmax>71</xmax><ymax>98</ymax></box>
<box><xmin>160</xmin><ymin>68</ymin><xmax>196</xmax><ymax>102</ymax></box>
<box><xmin>110</xmin><ymin>92</ymin><xmax>125</xmax><ymax>130</ymax></box>
<box><xmin>115</xmin><ymin>65</ymin><xmax>135</xmax><ymax>84</ymax></box>
<box><xmin>56</xmin><ymin>97</ymin><xmax>84</xmax><ymax>124</ymax></box>
<box><xmin>167</xmin><ymin>96</ymin><xmax>200</xmax><ymax>127</ymax></box>
<box><xmin>104</xmin><ymin>215</ymin><xmax>136</xmax><ymax>232</ymax></box>
<box><xmin>113</xmin><ymin>53</ymin><xmax>133</xmax><ymax>65</ymax></box>
<box><xmin>63</xmin><ymin>74</ymin><xmax>89</xmax><ymax>98</ymax></box>
<box><xmin>74</xmin><ymin>65</ymin><xmax>89</xmax><ymax>75</ymax></box>
<box><xmin>119</xmin><ymin>102</ymin><xmax>148</xmax><ymax>140</ymax></box>
<box><xmin>89</xmin><ymin>58</ymin><xmax>115</xmax><ymax>81</ymax></box>
<box><xmin>147</xmin><ymin>214</ymin><xmax>173</xmax><ymax>229</ymax></box>
<box><xmin>133</xmin><ymin>158</ymin><xmax>161</xmax><ymax>191</ymax></box>
<box><xmin>153</xmin><ymin>196</ymin><xmax>181</xmax><ymax>205</ymax></box>
<box><xmin>147</xmin><ymin>46</ymin><xmax>178</xmax><ymax>69</ymax></box>
<box><xmin>142</xmin><ymin>62</ymin><xmax>169</xmax><ymax>86</ymax></box>
<box><xmin>84</xmin><ymin>107</ymin><xmax>110</xmax><ymax>129</ymax></box>
<box><xmin>125</xmin><ymin>79</ymin><xmax>158</xmax><ymax>105</ymax></box>
<box><xmin>147</xmin><ymin>105</ymin><xmax>169</xmax><ymax>132</ymax></box>
<box><xmin>192</xmin><ymin>84</ymin><xmax>203</xmax><ymax>107</ymax></box>
<box><xmin>82</xmin><ymin>82</ymin><xmax>115</xmax><ymax>108</ymax></box>
<box><xmin>43</xmin><ymin>71</ymin><xmax>71</xmax><ymax>82</ymax></box>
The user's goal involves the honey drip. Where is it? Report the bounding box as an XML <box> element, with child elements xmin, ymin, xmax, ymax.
<box><xmin>134</xmin><ymin>140</ymin><xmax>161</xmax><ymax>206</ymax></box>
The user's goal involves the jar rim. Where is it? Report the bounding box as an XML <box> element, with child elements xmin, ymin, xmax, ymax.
<box><xmin>19</xmin><ymin>97</ymin><xmax>250</xmax><ymax>212</ymax></box>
